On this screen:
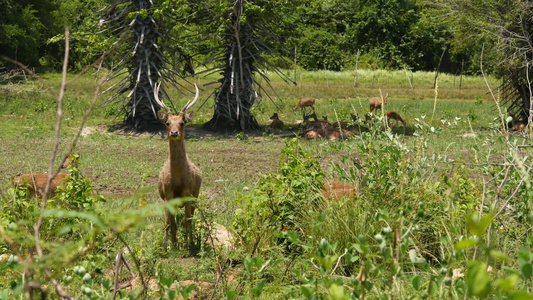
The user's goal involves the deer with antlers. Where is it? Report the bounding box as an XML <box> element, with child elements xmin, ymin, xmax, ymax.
<box><xmin>369</xmin><ymin>93</ymin><xmax>388</xmax><ymax>113</ymax></box>
<box><xmin>154</xmin><ymin>83</ymin><xmax>202</xmax><ymax>250</ymax></box>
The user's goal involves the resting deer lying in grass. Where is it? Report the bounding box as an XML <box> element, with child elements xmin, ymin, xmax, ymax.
<box><xmin>369</xmin><ymin>93</ymin><xmax>388</xmax><ymax>113</ymax></box>
<box><xmin>269</xmin><ymin>113</ymin><xmax>284</xmax><ymax>129</ymax></box>
<box><xmin>320</xmin><ymin>181</ymin><xmax>357</xmax><ymax>201</ymax></box>
<box><xmin>321</xmin><ymin>122</ymin><xmax>356</xmax><ymax>142</ymax></box>
<box><xmin>511</xmin><ymin>119</ymin><xmax>528</xmax><ymax>132</ymax></box>
<box><xmin>386</xmin><ymin>111</ymin><xmax>406</xmax><ymax>127</ymax></box>
<box><xmin>304</xmin><ymin>129</ymin><xmax>323</xmax><ymax>140</ymax></box>
<box><xmin>292</xmin><ymin>97</ymin><xmax>316</xmax><ymax>113</ymax></box>
<box><xmin>154</xmin><ymin>83</ymin><xmax>202</xmax><ymax>250</ymax></box>
<box><xmin>323</xmin><ymin>115</ymin><xmax>349</xmax><ymax>129</ymax></box>
<box><xmin>13</xmin><ymin>173</ymin><xmax>70</xmax><ymax>199</ymax></box>
<box><xmin>12</xmin><ymin>154</ymin><xmax>80</xmax><ymax>199</ymax></box>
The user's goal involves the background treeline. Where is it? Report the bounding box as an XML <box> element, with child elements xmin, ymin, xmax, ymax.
<box><xmin>0</xmin><ymin>0</ymin><xmax>505</xmax><ymax>75</ymax></box>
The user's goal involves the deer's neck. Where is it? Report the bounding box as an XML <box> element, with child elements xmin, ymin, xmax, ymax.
<box><xmin>168</xmin><ymin>139</ymin><xmax>187</xmax><ymax>169</ymax></box>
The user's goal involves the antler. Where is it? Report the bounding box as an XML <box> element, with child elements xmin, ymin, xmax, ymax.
<box><xmin>180</xmin><ymin>84</ymin><xmax>199</xmax><ymax>113</ymax></box>
<box><xmin>153</xmin><ymin>82</ymin><xmax>170</xmax><ymax>113</ymax></box>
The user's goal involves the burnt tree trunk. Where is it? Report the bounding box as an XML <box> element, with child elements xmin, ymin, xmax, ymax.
<box><xmin>203</xmin><ymin>0</ymin><xmax>262</xmax><ymax>132</ymax></box>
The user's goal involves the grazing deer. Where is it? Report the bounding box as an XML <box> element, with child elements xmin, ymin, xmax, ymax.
<box><xmin>386</xmin><ymin>111</ymin><xmax>406</xmax><ymax>127</ymax></box>
<box><xmin>154</xmin><ymin>83</ymin><xmax>202</xmax><ymax>250</ymax></box>
<box><xmin>369</xmin><ymin>93</ymin><xmax>388</xmax><ymax>113</ymax></box>
<box><xmin>292</xmin><ymin>97</ymin><xmax>316</xmax><ymax>113</ymax></box>
<box><xmin>269</xmin><ymin>113</ymin><xmax>284</xmax><ymax>129</ymax></box>
<box><xmin>320</xmin><ymin>181</ymin><xmax>357</xmax><ymax>201</ymax></box>
<box><xmin>12</xmin><ymin>154</ymin><xmax>81</xmax><ymax>199</ymax></box>
<box><xmin>321</xmin><ymin>122</ymin><xmax>356</xmax><ymax>142</ymax></box>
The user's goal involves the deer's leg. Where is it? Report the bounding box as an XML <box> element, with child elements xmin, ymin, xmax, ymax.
<box><xmin>164</xmin><ymin>208</ymin><xmax>177</xmax><ymax>248</ymax></box>
<box><xmin>184</xmin><ymin>202</ymin><xmax>195</xmax><ymax>249</ymax></box>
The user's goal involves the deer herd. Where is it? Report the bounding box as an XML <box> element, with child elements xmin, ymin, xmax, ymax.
<box><xmin>270</xmin><ymin>93</ymin><xmax>408</xmax><ymax>141</ymax></box>
<box><xmin>10</xmin><ymin>87</ymin><xmax>530</xmax><ymax>252</ymax></box>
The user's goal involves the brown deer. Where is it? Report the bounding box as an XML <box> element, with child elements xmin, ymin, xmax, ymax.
<box><xmin>269</xmin><ymin>113</ymin><xmax>284</xmax><ymax>129</ymax></box>
<box><xmin>323</xmin><ymin>115</ymin><xmax>349</xmax><ymax>129</ymax></box>
<box><xmin>511</xmin><ymin>119</ymin><xmax>528</xmax><ymax>132</ymax></box>
<box><xmin>13</xmin><ymin>173</ymin><xmax>70</xmax><ymax>199</ymax></box>
<box><xmin>321</xmin><ymin>122</ymin><xmax>356</xmax><ymax>142</ymax></box>
<box><xmin>304</xmin><ymin>129</ymin><xmax>323</xmax><ymax>140</ymax></box>
<box><xmin>320</xmin><ymin>181</ymin><xmax>357</xmax><ymax>201</ymax></box>
<box><xmin>369</xmin><ymin>93</ymin><xmax>388</xmax><ymax>113</ymax></box>
<box><xmin>386</xmin><ymin>111</ymin><xmax>406</xmax><ymax>127</ymax></box>
<box><xmin>292</xmin><ymin>97</ymin><xmax>316</xmax><ymax>113</ymax></box>
<box><xmin>154</xmin><ymin>83</ymin><xmax>202</xmax><ymax>250</ymax></box>
<box><xmin>12</xmin><ymin>154</ymin><xmax>81</xmax><ymax>199</ymax></box>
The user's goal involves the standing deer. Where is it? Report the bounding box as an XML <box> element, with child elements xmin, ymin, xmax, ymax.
<box><xmin>269</xmin><ymin>113</ymin><xmax>284</xmax><ymax>129</ymax></box>
<box><xmin>292</xmin><ymin>97</ymin><xmax>316</xmax><ymax>113</ymax></box>
<box><xmin>369</xmin><ymin>93</ymin><xmax>388</xmax><ymax>113</ymax></box>
<box><xmin>386</xmin><ymin>111</ymin><xmax>406</xmax><ymax>127</ymax></box>
<box><xmin>154</xmin><ymin>83</ymin><xmax>202</xmax><ymax>250</ymax></box>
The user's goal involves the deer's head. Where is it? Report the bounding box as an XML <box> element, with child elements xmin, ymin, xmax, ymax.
<box><xmin>155</xmin><ymin>83</ymin><xmax>199</xmax><ymax>141</ymax></box>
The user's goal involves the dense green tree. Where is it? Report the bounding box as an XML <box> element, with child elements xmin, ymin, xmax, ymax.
<box><xmin>0</xmin><ymin>0</ymin><xmax>62</xmax><ymax>69</ymax></box>
<box><xmin>437</xmin><ymin>0</ymin><xmax>533</xmax><ymax>121</ymax></box>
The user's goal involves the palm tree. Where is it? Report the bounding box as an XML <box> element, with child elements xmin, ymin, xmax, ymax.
<box><xmin>199</xmin><ymin>0</ymin><xmax>295</xmax><ymax>132</ymax></box>
<box><xmin>100</xmin><ymin>0</ymin><xmax>191</xmax><ymax>131</ymax></box>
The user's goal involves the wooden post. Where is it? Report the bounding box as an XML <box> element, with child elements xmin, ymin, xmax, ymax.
<box><xmin>460</xmin><ymin>58</ymin><xmax>464</xmax><ymax>90</ymax></box>
<box><xmin>294</xmin><ymin>46</ymin><xmax>297</xmax><ymax>84</ymax></box>
<box><xmin>353</xmin><ymin>49</ymin><xmax>360</xmax><ymax>87</ymax></box>
<box><xmin>404</xmin><ymin>66</ymin><xmax>413</xmax><ymax>90</ymax></box>
<box><xmin>434</xmin><ymin>47</ymin><xmax>446</xmax><ymax>89</ymax></box>
<box><xmin>372</xmin><ymin>52</ymin><xmax>379</xmax><ymax>88</ymax></box>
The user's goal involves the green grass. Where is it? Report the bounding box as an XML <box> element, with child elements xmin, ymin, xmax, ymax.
<box><xmin>0</xmin><ymin>69</ymin><xmax>531</xmax><ymax>299</ymax></box>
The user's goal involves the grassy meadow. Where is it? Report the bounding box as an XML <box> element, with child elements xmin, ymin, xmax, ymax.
<box><xmin>1</xmin><ymin>68</ymin><xmax>532</xmax><ymax>299</ymax></box>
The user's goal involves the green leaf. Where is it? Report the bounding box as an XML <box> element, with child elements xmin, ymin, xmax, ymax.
<box><xmin>328</xmin><ymin>283</ymin><xmax>347</xmax><ymax>300</ymax></box>
<box><xmin>521</xmin><ymin>263</ymin><xmax>532</xmax><ymax>279</ymax></box>
<box><xmin>160</xmin><ymin>276</ymin><xmax>174</xmax><ymax>288</ymax></box>
<box><xmin>409</xmin><ymin>249</ymin><xmax>426</xmax><ymax>264</ymax></box>
<box><xmin>412</xmin><ymin>275</ymin><xmax>421</xmax><ymax>291</ymax></box>
<box><xmin>490</xmin><ymin>250</ymin><xmax>509</xmax><ymax>262</ymax></box>
<box><xmin>455</xmin><ymin>238</ymin><xmax>478</xmax><ymax>251</ymax></box>
<box><xmin>251</xmin><ymin>280</ymin><xmax>265</xmax><ymax>297</ymax></box>
<box><xmin>510</xmin><ymin>290</ymin><xmax>533</xmax><ymax>300</ymax></box>
<box><xmin>466</xmin><ymin>214</ymin><xmax>493</xmax><ymax>236</ymax></box>
<box><xmin>496</xmin><ymin>274</ymin><xmax>519</xmax><ymax>292</ymax></box>
<box><xmin>226</xmin><ymin>289</ymin><xmax>237</xmax><ymax>300</ymax></box>
<box><xmin>167</xmin><ymin>290</ymin><xmax>177</xmax><ymax>300</ymax></box>
<box><xmin>466</xmin><ymin>261</ymin><xmax>491</xmax><ymax>298</ymax></box>
<box><xmin>300</xmin><ymin>286</ymin><xmax>313</xmax><ymax>300</ymax></box>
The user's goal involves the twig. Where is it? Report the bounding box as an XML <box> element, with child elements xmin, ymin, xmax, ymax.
<box><xmin>330</xmin><ymin>249</ymin><xmax>348</xmax><ymax>275</ymax></box>
<box><xmin>30</xmin><ymin>27</ymin><xmax>75</xmax><ymax>300</ymax></box>
<box><xmin>118</xmin><ymin>235</ymin><xmax>147</xmax><ymax>299</ymax></box>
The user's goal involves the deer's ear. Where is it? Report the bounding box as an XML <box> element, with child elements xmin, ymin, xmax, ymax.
<box><xmin>184</xmin><ymin>111</ymin><xmax>194</xmax><ymax>124</ymax></box>
<box><xmin>158</xmin><ymin>111</ymin><xmax>168</xmax><ymax>123</ymax></box>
